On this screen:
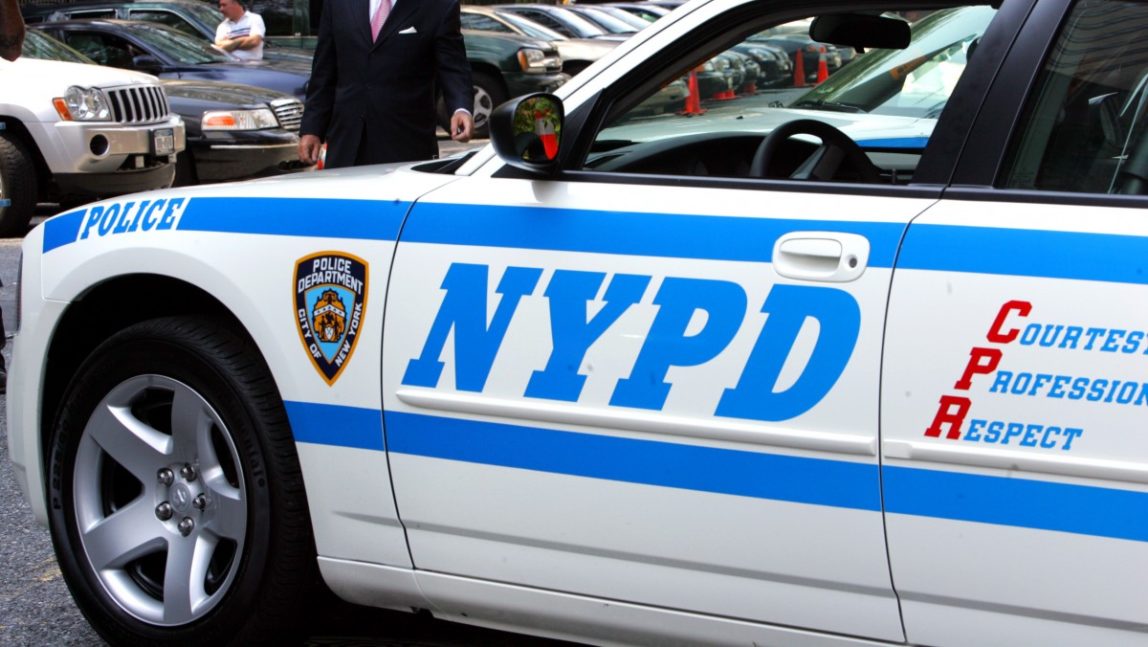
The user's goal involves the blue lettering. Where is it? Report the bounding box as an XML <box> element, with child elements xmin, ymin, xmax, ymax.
<box><xmin>158</xmin><ymin>197</ymin><xmax>185</xmax><ymax>230</ymax></box>
<box><xmin>989</xmin><ymin>370</ymin><xmax>1012</xmax><ymax>393</ymax></box>
<box><xmin>525</xmin><ymin>271</ymin><xmax>650</xmax><ymax>402</ymax></box>
<box><xmin>984</xmin><ymin>420</ymin><xmax>1003</xmax><ymax>443</ymax></box>
<box><xmin>965</xmin><ymin>418</ymin><xmax>985</xmax><ymax>442</ymax></box>
<box><xmin>1040</xmin><ymin>426</ymin><xmax>1060</xmax><ymax>449</ymax></box>
<box><xmin>1020</xmin><ymin>424</ymin><xmax>1040</xmax><ymax>447</ymax></box>
<box><xmin>403</xmin><ymin>264</ymin><xmax>542</xmax><ymax>392</ymax></box>
<box><xmin>610</xmin><ymin>277</ymin><xmax>746</xmax><ymax>411</ymax></box>
<box><xmin>1002</xmin><ymin>422</ymin><xmax>1024</xmax><ymax>445</ymax></box>
<box><xmin>112</xmin><ymin>201</ymin><xmax>135</xmax><ymax>234</ymax></box>
<box><xmin>1062</xmin><ymin>427</ymin><xmax>1083</xmax><ymax>450</ymax></box>
<box><xmin>140</xmin><ymin>199</ymin><xmax>165</xmax><ymax>231</ymax></box>
<box><xmin>716</xmin><ymin>285</ymin><xmax>860</xmax><ymax>422</ymax></box>
<box><xmin>79</xmin><ymin>207</ymin><xmax>100</xmax><ymax>240</ymax></box>
<box><xmin>97</xmin><ymin>204</ymin><xmax>119</xmax><ymax>236</ymax></box>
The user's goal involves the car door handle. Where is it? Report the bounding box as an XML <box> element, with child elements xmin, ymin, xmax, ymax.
<box><xmin>772</xmin><ymin>231</ymin><xmax>869</xmax><ymax>282</ymax></box>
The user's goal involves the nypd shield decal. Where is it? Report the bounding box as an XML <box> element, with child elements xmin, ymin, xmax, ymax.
<box><xmin>294</xmin><ymin>252</ymin><xmax>369</xmax><ymax>385</ymax></box>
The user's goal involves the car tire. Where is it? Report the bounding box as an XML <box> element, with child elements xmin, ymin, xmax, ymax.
<box><xmin>470</xmin><ymin>71</ymin><xmax>507</xmax><ymax>140</ymax></box>
<box><xmin>47</xmin><ymin>316</ymin><xmax>317</xmax><ymax>646</ymax></box>
<box><xmin>0</xmin><ymin>131</ymin><xmax>37</xmax><ymax>238</ymax></box>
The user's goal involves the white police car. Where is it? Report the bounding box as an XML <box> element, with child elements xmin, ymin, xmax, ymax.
<box><xmin>10</xmin><ymin>0</ymin><xmax>1148</xmax><ymax>644</ymax></box>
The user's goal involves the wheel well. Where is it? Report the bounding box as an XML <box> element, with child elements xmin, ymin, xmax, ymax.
<box><xmin>39</xmin><ymin>274</ymin><xmax>268</xmax><ymax>470</ymax></box>
<box><xmin>0</xmin><ymin>118</ymin><xmax>52</xmax><ymax>202</ymax></box>
<box><xmin>469</xmin><ymin>62</ymin><xmax>507</xmax><ymax>96</ymax></box>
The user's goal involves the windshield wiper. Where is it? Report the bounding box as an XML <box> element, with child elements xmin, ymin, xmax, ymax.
<box><xmin>789</xmin><ymin>99</ymin><xmax>866</xmax><ymax>114</ymax></box>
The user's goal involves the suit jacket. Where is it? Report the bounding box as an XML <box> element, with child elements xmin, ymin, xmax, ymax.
<box><xmin>300</xmin><ymin>0</ymin><xmax>472</xmax><ymax>167</ymax></box>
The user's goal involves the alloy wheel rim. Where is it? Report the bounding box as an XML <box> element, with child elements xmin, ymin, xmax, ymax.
<box><xmin>72</xmin><ymin>374</ymin><xmax>247</xmax><ymax>626</ymax></box>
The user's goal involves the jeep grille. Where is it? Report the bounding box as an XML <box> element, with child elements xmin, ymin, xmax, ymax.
<box><xmin>107</xmin><ymin>85</ymin><xmax>170</xmax><ymax>124</ymax></box>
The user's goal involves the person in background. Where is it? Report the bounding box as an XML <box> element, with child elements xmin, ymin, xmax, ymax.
<box><xmin>298</xmin><ymin>0</ymin><xmax>473</xmax><ymax>168</ymax></box>
<box><xmin>0</xmin><ymin>0</ymin><xmax>25</xmax><ymax>62</ymax></box>
<box><xmin>215</xmin><ymin>0</ymin><xmax>265</xmax><ymax>61</ymax></box>
<box><xmin>0</xmin><ymin>0</ymin><xmax>21</xmax><ymax>392</ymax></box>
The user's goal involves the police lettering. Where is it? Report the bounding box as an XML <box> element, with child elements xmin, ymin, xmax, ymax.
<box><xmin>403</xmin><ymin>263</ymin><xmax>860</xmax><ymax>422</ymax></box>
<box><xmin>79</xmin><ymin>197</ymin><xmax>187</xmax><ymax>240</ymax></box>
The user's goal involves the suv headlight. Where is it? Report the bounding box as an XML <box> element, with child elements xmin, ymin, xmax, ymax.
<box><xmin>202</xmin><ymin>108</ymin><xmax>279</xmax><ymax>130</ymax></box>
<box><xmin>53</xmin><ymin>86</ymin><xmax>111</xmax><ymax>122</ymax></box>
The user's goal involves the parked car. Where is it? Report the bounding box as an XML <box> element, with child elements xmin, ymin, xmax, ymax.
<box><xmin>23</xmin><ymin>28</ymin><xmax>307</xmax><ymax>186</ymax></box>
<box><xmin>565</xmin><ymin>4</ymin><xmax>645</xmax><ymax>36</ymax></box>
<box><xmin>21</xmin><ymin>0</ymin><xmax>314</xmax><ymax>62</ymax></box>
<box><xmin>750</xmin><ymin>32</ymin><xmax>843</xmax><ymax>85</ymax></box>
<box><xmin>461</xmin><ymin>5</ymin><xmax>618</xmax><ymax>77</ymax></box>
<box><xmin>0</xmin><ymin>42</ymin><xmax>184</xmax><ymax>235</ymax></box>
<box><xmin>32</xmin><ymin>19</ymin><xmax>312</xmax><ymax>99</ymax></box>
<box><xmin>26</xmin><ymin>2</ymin><xmax>1148</xmax><ymax>647</ymax></box>
<box><xmin>609</xmin><ymin>2</ymin><xmax>672</xmax><ymax>23</ymax></box>
<box><xmin>731</xmin><ymin>41</ymin><xmax>794</xmax><ymax>88</ymax></box>
<box><xmin>496</xmin><ymin>4</ymin><xmax>628</xmax><ymax>41</ymax></box>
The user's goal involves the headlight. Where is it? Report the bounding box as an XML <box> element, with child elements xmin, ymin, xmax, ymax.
<box><xmin>517</xmin><ymin>48</ymin><xmax>558</xmax><ymax>73</ymax></box>
<box><xmin>201</xmin><ymin>108</ymin><xmax>279</xmax><ymax>131</ymax></box>
<box><xmin>53</xmin><ymin>86</ymin><xmax>111</xmax><ymax>122</ymax></box>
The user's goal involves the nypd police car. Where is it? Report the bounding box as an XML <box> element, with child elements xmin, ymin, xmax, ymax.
<box><xmin>10</xmin><ymin>0</ymin><xmax>1148</xmax><ymax>644</ymax></box>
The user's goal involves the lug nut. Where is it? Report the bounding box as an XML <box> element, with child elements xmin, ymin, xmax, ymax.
<box><xmin>178</xmin><ymin>517</ymin><xmax>195</xmax><ymax>537</ymax></box>
<box><xmin>180</xmin><ymin>464</ymin><xmax>198</xmax><ymax>482</ymax></box>
<box><xmin>193</xmin><ymin>494</ymin><xmax>207</xmax><ymax>510</ymax></box>
<box><xmin>155</xmin><ymin>502</ymin><xmax>174</xmax><ymax>521</ymax></box>
<box><xmin>157</xmin><ymin>468</ymin><xmax>174</xmax><ymax>486</ymax></box>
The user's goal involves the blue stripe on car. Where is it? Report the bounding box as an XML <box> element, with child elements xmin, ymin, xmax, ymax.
<box><xmin>285</xmin><ymin>402</ymin><xmax>1148</xmax><ymax>543</ymax></box>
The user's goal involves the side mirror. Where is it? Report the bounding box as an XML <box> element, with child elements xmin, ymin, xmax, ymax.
<box><xmin>132</xmin><ymin>54</ymin><xmax>163</xmax><ymax>72</ymax></box>
<box><xmin>810</xmin><ymin>14</ymin><xmax>910</xmax><ymax>51</ymax></box>
<box><xmin>490</xmin><ymin>93</ymin><xmax>564</xmax><ymax>176</ymax></box>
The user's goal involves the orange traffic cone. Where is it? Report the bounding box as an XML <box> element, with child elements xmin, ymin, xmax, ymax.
<box><xmin>742</xmin><ymin>81</ymin><xmax>757</xmax><ymax>95</ymax></box>
<box><xmin>678</xmin><ymin>69</ymin><xmax>706</xmax><ymax>116</ymax></box>
<box><xmin>816</xmin><ymin>47</ymin><xmax>829</xmax><ymax>84</ymax></box>
<box><xmin>792</xmin><ymin>51</ymin><xmax>806</xmax><ymax>88</ymax></box>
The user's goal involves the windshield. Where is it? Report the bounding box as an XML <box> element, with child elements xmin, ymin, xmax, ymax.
<box><xmin>790</xmin><ymin>7</ymin><xmax>996</xmax><ymax>118</ymax></box>
<box><xmin>22</xmin><ymin>29</ymin><xmax>95</xmax><ymax>63</ymax></box>
<box><xmin>500</xmin><ymin>11</ymin><xmax>566</xmax><ymax>41</ymax></box>
<box><xmin>132</xmin><ymin>22</ymin><xmax>234</xmax><ymax>64</ymax></box>
<box><xmin>181</xmin><ymin>2</ymin><xmax>224</xmax><ymax>31</ymax></box>
<box><xmin>546</xmin><ymin>8</ymin><xmax>610</xmax><ymax>38</ymax></box>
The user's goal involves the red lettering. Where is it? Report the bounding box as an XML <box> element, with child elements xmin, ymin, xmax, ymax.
<box><xmin>986</xmin><ymin>300</ymin><xmax>1032</xmax><ymax>344</ymax></box>
<box><xmin>954</xmin><ymin>346</ymin><xmax>1001</xmax><ymax>390</ymax></box>
<box><xmin>925</xmin><ymin>395</ymin><xmax>971</xmax><ymax>439</ymax></box>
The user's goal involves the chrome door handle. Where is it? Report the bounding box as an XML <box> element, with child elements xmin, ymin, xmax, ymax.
<box><xmin>772</xmin><ymin>231</ymin><xmax>870</xmax><ymax>282</ymax></box>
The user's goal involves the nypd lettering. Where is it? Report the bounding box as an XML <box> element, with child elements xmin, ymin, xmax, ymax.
<box><xmin>77</xmin><ymin>197</ymin><xmax>188</xmax><ymax>240</ymax></box>
<box><xmin>294</xmin><ymin>252</ymin><xmax>369</xmax><ymax>385</ymax></box>
<box><xmin>402</xmin><ymin>263</ymin><xmax>860</xmax><ymax>422</ymax></box>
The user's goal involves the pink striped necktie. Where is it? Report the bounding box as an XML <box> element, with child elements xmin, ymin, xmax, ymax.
<box><xmin>370</xmin><ymin>0</ymin><xmax>391</xmax><ymax>41</ymax></box>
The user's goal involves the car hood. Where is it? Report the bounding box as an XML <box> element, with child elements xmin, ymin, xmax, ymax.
<box><xmin>161</xmin><ymin>79</ymin><xmax>292</xmax><ymax>109</ymax></box>
<box><xmin>222</xmin><ymin>58</ymin><xmax>314</xmax><ymax>75</ymax></box>
<box><xmin>598</xmin><ymin>108</ymin><xmax>935</xmax><ymax>149</ymax></box>
<box><xmin>0</xmin><ymin>56</ymin><xmax>159</xmax><ymax>91</ymax></box>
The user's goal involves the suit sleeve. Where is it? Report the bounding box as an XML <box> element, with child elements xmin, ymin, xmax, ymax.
<box><xmin>435</xmin><ymin>0</ymin><xmax>474</xmax><ymax>115</ymax></box>
<box><xmin>300</xmin><ymin>0</ymin><xmax>337</xmax><ymax>139</ymax></box>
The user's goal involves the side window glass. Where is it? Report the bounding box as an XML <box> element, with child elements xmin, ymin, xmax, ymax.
<box><xmin>1001</xmin><ymin>0</ymin><xmax>1148</xmax><ymax>194</ymax></box>
<box><xmin>582</xmin><ymin>6</ymin><xmax>996</xmax><ymax>184</ymax></box>
<box><xmin>461</xmin><ymin>15</ymin><xmax>513</xmax><ymax>34</ymax></box>
<box><xmin>129</xmin><ymin>11</ymin><xmax>199</xmax><ymax>37</ymax></box>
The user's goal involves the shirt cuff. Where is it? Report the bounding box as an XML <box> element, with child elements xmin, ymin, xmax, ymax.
<box><xmin>452</xmin><ymin>109</ymin><xmax>472</xmax><ymax>116</ymax></box>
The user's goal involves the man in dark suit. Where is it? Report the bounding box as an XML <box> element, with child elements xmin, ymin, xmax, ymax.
<box><xmin>298</xmin><ymin>0</ymin><xmax>473</xmax><ymax>168</ymax></box>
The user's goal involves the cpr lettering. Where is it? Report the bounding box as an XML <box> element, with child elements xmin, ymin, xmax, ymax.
<box><xmin>405</xmin><ymin>263</ymin><xmax>861</xmax><ymax>422</ymax></box>
<box><xmin>925</xmin><ymin>300</ymin><xmax>1031</xmax><ymax>439</ymax></box>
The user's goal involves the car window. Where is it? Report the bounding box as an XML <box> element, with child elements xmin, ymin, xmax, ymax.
<box><xmin>460</xmin><ymin>13</ymin><xmax>514</xmax><ymax>34</ymax></box>
<box><xmin>60</xmin><ymin>31</ymin><xmax>139</xmax><ymax>68</ymax></box>
<box><xmin>127</xmin><ymin>22</ymin><xmax>234</xmax><ymax>63</ymax></box>
<box><xmin>129</xmin><ymin>10</ymin><xmax>202</xmax><ymax>37</ymax></box>
<box><xmin>498</xmin><ymin>11</ymin><xmax>566</xmax><ymax>41</ymax></box>
<box><xmin>22</xmin><ymin>29</ymin><xmax>96</xmax><ymax>64</ymax></box>
<box><xmin>582</xmin><ymin>6</ymin><xmax>996</xmax><ymax>184</ymax></box>
<box><xmin>1000</xmin><ymin>0</ymin><xmax>1148</xmax><ymax>194</ymax></box>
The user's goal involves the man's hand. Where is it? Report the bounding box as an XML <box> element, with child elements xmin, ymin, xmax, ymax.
<box><xmin>299</xmin><ymin>134</ymin><xmax>323</xmax><ymax>165</ymax></box>
<box><xmin>450</xmin><ymin>111</ymin><xmax>473</xmax><ymax>143</ymax></box>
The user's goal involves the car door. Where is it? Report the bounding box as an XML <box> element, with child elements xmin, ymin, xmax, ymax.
<box><xmin>381</xmin><ymin>0</ymin><xmax>1015</xmax><ymax>640</ymax></box>
<box><xmin>883</xmin><ymin>0</ymin><xmax>1148</xmax><ymax>643</ymax></box>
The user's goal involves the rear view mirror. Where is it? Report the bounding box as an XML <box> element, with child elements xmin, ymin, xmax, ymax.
<box><xmin>490</xmin><ymin>93</ymin><xmax>564</xmax><ymax>176</ymax></box>
<box><xmin>811</xmin><ymin>14</ymin><xmax>910</xmax><ymax>51</ymax></box>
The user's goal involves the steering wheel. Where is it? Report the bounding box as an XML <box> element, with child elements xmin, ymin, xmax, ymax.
<box><xmin>751</xmin><ymin>119</ymin><xmax>882</xmax><ymax>183</ymax></box>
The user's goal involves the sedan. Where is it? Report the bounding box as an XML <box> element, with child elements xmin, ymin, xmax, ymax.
<box><xmin>32</xmin><ymin>19</ymin><xmax>312</xmax><ymax>99</ymax></box>
<box><xmin>16</xmin><ymin>1</ymin><xmax>1148</xmax><ymax>646</ymax></box>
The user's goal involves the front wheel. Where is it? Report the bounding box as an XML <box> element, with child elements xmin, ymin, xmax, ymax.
<box><xmin>470</xmin><ymin>71</ymin><xmax>507</xmax><ymax>139</ymax></box>
<box><xmin>48</xmin><ymin>317</ymin><xmax>316</xmax><ymax>645</ymax></box>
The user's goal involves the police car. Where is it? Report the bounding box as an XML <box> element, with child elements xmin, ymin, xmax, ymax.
<box><xmin>10</xmin><ymin>0</ymin><xmax>1148</xmax><ymax>644</ymax></box>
